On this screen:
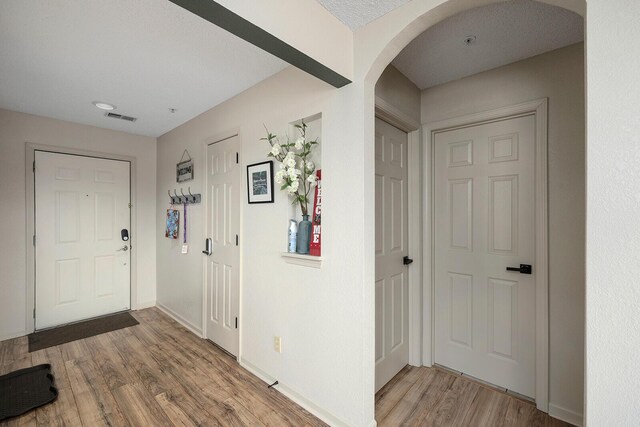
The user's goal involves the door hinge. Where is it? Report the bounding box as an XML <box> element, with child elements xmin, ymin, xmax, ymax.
<box><xmin>236</xmin><ymin>152</ymin><xmax>239</xmax><ymax>164</ymax></box>
<box><xmin>33</xmin><ymin>161</ymin><xmax>35</xmax><ymax>172</ymax></box>
<box><xmin>235</xmin><ymin>234</ymin><xmax>238</xmax><ymax>246</ymax></box>
<box><xmin>235</xmin><ymin>317</ymin><xmax>238</xmax><ymax>329</ymax></box>
<box><xmin>128</xmin><ymin>203</ymin><xmax>132</xmax><ymax>208</ymax></box>
<box><xmin>33</xmin><ymin>308</ymin><xmax>35</xmax><ymax>318</ymax></box>
<box><xmin>33</xmin><ymin>235</ymin><xmax>36</xmax><ymax>246</ymax></box>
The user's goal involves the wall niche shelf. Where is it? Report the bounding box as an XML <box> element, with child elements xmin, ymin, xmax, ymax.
<box><xmin>281</xmin><ymin>252</ymin><xmax>322</xmax><ymax>269</ymax></box>
<box><xmin>281</xmin><ymin>113</ymin><xmax>323</xmax><ymax>268</ymax></box>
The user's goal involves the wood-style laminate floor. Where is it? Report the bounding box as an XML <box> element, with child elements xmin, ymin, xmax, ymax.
<box><xmin>375</xmin><ymin>365</ymin><xmax>572</xmax><ymax>426</ymax></box>
<box><xmin>1</xmin><ymin>307</ymin><xmax>571</xmax><ymax>426</ymax></box>
<box><xmin>0</xmin><ymin>308</ymin><xmax>325</xmax><ymax>427</ymax></box>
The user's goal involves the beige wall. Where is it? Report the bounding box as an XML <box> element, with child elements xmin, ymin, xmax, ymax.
<box><xmin>156</xmin><ymin>66</ymin><xmax>367</xmax><ymax>426</ymax></box>
<box><xmin>0</xmin><ymin>109</ymin><xmax>157</xmax><ymax>340</ymax></box>
<box><xmin>421</xmin><ymin>43</ymin><xmax>585</xmax><ymax>421</ymax></box>
<box><xmin>375</xmin><ymin>64</ymin><xmax>421</xmax><ymax>124</ymax></box>
<box><xmin>584</xmin><ymin>1</ymin><xmax>640</xmax><ymax>423</ymax></box>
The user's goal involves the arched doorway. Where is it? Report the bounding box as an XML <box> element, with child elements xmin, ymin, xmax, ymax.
<box><xmin>362</xmin><ymin>0</ymin><xmax>586</xmax><ymax>425</ymax></box>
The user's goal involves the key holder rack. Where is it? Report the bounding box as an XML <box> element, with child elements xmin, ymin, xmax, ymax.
<box><xmin>168</xmin><ymin>187</ymin><xmax>201</xmax><ymax>205</ymax></box>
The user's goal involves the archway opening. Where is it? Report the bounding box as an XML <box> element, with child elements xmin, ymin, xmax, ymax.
<box><xmin>369</xmin><ymin>1</ymin><xmax>585</xmax><ymax>425</ymax></box>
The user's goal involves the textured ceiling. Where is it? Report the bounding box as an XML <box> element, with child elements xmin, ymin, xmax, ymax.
<box><xmin>316</xmin><ymin>0</ymin><xmax>412</xmax><ymax>30</ymax></box>
<box><xmin>0</xmin><ymin>0</ymin><xmax>288</xmax><ymax>137</ymax></box>
<box><xmin>392</xmin><ymin>0</ymin><xmax>584</xmax><ymax>89</ymax></box>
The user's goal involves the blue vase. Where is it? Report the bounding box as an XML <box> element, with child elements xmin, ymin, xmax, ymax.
<box><xmin>296</xmin><ymin>215</ymin><xmax>312</xmax><ymax>254</ymax></box>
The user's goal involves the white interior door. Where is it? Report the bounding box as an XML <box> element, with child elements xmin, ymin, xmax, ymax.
<box><xmin>375</xmin><ymin>117</ymin><xmax>409</xmax><ymax>392</ymax></box>
<box><xmin>35</xmin><ymin>151</ymin><xmax>131</xmax><ymax>330</ymax></box>
<box><xmin>434</xmin><ymin>115</ymin><xmax>536</xmax><ymax>398</ymax></box>
<box><xmin>205</xmin><ymin>136</ymin><xmax>240</xmax><ymax>356</ymax></box>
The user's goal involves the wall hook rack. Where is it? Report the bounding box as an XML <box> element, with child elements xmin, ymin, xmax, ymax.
<box><xmin>168</xmin><ymin>187</ymin><xmax>201</xmax><ymax>205</ymax></box>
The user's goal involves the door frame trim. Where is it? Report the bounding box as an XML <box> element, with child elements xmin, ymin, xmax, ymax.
<box><xmin>375</xmin><ymin>97</ymin><xmax>422</xmax><ymax>367</ymax></box>
<box><xmin>201</xmin><ymin>129</ymin><xmax>243</xmax><ymax>359</ymax></box>
<box><xmin>25</xmin><ymin>143</ymin><xmax>137</xmax><ymax>333</ymax></box>
<box><xmin>422</xmin><ymin>98</ymin><xmax>549</xmax><ymax>411</ymax></box>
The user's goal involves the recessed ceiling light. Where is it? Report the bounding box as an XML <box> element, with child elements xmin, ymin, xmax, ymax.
<box><xmin>92</xmin><ymin>101</ymin><xmax>116</xmax><ymax>111</ymax></box>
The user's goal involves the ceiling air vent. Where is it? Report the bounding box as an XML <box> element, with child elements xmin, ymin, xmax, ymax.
<box><xmin>105</xmin><ymin>112</ymin><xmax>137</xmax><ymax>122</ymax></box>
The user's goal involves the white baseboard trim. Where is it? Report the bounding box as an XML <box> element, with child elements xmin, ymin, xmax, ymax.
<box><xmin>240</xmin><ymin>357</ymin><xmax>351</xmax><ymax>427</ymax></box>
<box><xmin>548</xmin><ymin>403</ymin><xmax>583</xmax><ymax>426</ymax></box>
<box><xmin>134</xmin><ymin>300</ymin><xmax>156</xmax><ymax>310</ymax></box>
<box><xmin>0</xmin><ymin>330</ymin><xmax>28</xmax><ymax>342</ymax></box>
<box><xmin>155</xmin><ymin>302</ymin><xmax>203</xmax><ymax>337</ymax></box>
<box><xmin>367</xmin><ymin>419</ymin><xmax>378</xmax><ymax>427</ymax></box>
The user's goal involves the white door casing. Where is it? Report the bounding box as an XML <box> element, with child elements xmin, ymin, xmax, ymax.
<box><xmin>205</xmin><ymin>136</ymin><xmax>240</xmax><ymax>357</ymax></box>
<box><xmin>375</xmin><ymin>117</ymin><xmax>410</xmax><ymax>392</ymax></box>
<box><xmin>433</xmin><ymin>115</ymin><xmax>536</xmax><ymax>397</ymax></box>
<box><xmin>35</xmin><ymin>151</ymin><xmax>131</xmax><ymax>329</ymax></box>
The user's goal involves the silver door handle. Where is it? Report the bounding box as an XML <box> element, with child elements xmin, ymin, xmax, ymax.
<box><xmin>117</xmin><ymin>245</ymin><xmax>129</xmax><ymax>252</ymax></box>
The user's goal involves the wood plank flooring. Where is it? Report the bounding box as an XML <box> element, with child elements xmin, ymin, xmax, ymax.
<box><xmin>2</xmin><ymin>308</ymin><xmax>572</xmax><ymax>426</ymax></box>
<box><xmin>375</xmin><ymin>365</ymin><xmax>573</xmax><ymax>426</ymax></box>
<box><xmin>0</xmin><ymin>308</ymin><xmax>325</xmax><ymax>427</ymax></box>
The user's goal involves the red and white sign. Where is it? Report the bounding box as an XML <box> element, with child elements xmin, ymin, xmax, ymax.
<box><xmin>309</xmin><ymin>170</ymin><xmax>322</xmax><ymax>256</ymax></box>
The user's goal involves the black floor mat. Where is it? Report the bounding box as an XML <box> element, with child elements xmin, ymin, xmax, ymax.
<box><xmin>28</xmin><ymin>311</ymin><xmax>139</xmax><ymax>352</ymax></box>
<box><xmin>0</xmin><ymin>364</ymin><xmax>58</xmax><ymax>421</ymax></box>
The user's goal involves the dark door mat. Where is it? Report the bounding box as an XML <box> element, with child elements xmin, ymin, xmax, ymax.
<box><xmin>0</xmin><ymin>364</ymin><xmax>58</xmax><ymax>421</ymax></box>
<box><xmin>28</xmin><ymin>312</ymin><xmax>139</xmax><ymax>352</ymax></box>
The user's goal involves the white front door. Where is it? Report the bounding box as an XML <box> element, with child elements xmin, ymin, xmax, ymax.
<box><xmin>434</xmin><ymin>115</ymin><xmax>536</xmax><ymax>397</ymax></box>
<box><xmin>205</xmin><ymin>136</ymin><xmax>240</xmax><ymax>357</ymax></box>
<box><xmin>375</xmin><ymin>117</ymin><xmax>409</xmax><ymax>392</ymax></box>
<box><xmin>35</xmin><ymin>151</ymin><xmax>131</xmax><ymax>330</ymax></box>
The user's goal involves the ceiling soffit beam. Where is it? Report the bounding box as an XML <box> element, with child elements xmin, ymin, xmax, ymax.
<box><xmin>169</xmin><ymin>0</ymin><xmax>352</xmax><ymax>88</ymax></box>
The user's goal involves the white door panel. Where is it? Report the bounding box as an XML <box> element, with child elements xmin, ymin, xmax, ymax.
<box><xmin>205</xmin><ymin>137</ymin><xmax>240</xmax><ymax>356</ymax></box>
<box><xmin>375</xmin><ymin>118</ymin><xmax>409</xmax><ymax>392</ymax></box>
<box><xmin>434</xmin><ymin>115</ymin><xmax>536</xmax><ymax>397</ymax></box>
<box><xmin>35</xmin><ymin>151</ymin><xmax>130</xmax><ymax>329</ymax></box>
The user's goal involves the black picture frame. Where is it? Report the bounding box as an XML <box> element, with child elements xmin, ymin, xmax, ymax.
<box><xmin>247</xmin><ymin>160</ymin><xmax>274</xmax><ymax>204</ymax></box>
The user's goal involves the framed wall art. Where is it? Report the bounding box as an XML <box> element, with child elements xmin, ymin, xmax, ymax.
<box><xmin>247</xmin><ymin>160</ymin><xmax>274</xmax><ymax>204</ymax></box>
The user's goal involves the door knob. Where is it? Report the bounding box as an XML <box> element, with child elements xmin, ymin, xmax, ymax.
<box><xmin>403</xmin><ymin>256</ymin><xmax>414</xmax><ymax>265</ymax></box>
<box><xmin>117</xmin><ymin>245</ymin><xmax>129</xmax><ymax>252</ymax></box>
<box><xmin>506</xmin><ymin>264</ymin><xmax>532</xmax><ymax>274</ymax></box>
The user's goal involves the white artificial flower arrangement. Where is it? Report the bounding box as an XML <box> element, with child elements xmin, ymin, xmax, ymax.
<box><xmin>262</xmin><ymin>120</ymin><xmax>318</xmax><ymax>216</ymax></box>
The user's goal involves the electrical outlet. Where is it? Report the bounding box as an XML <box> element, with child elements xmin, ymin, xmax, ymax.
<box><xmin>273</xmin><ymin>336</ymin><xmax>282</xmax><ymax>353</ymax></box>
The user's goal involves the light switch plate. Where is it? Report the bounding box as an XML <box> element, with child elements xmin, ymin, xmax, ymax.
<box><xmin>274</xmin><ymin>336</ymin><xmax>282</xmax><ymax>353</ymax></box>
<box><xmin>181</xmin><ymin>244</ymin><xmax>189</xmax><ymax>254</ymax></box>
